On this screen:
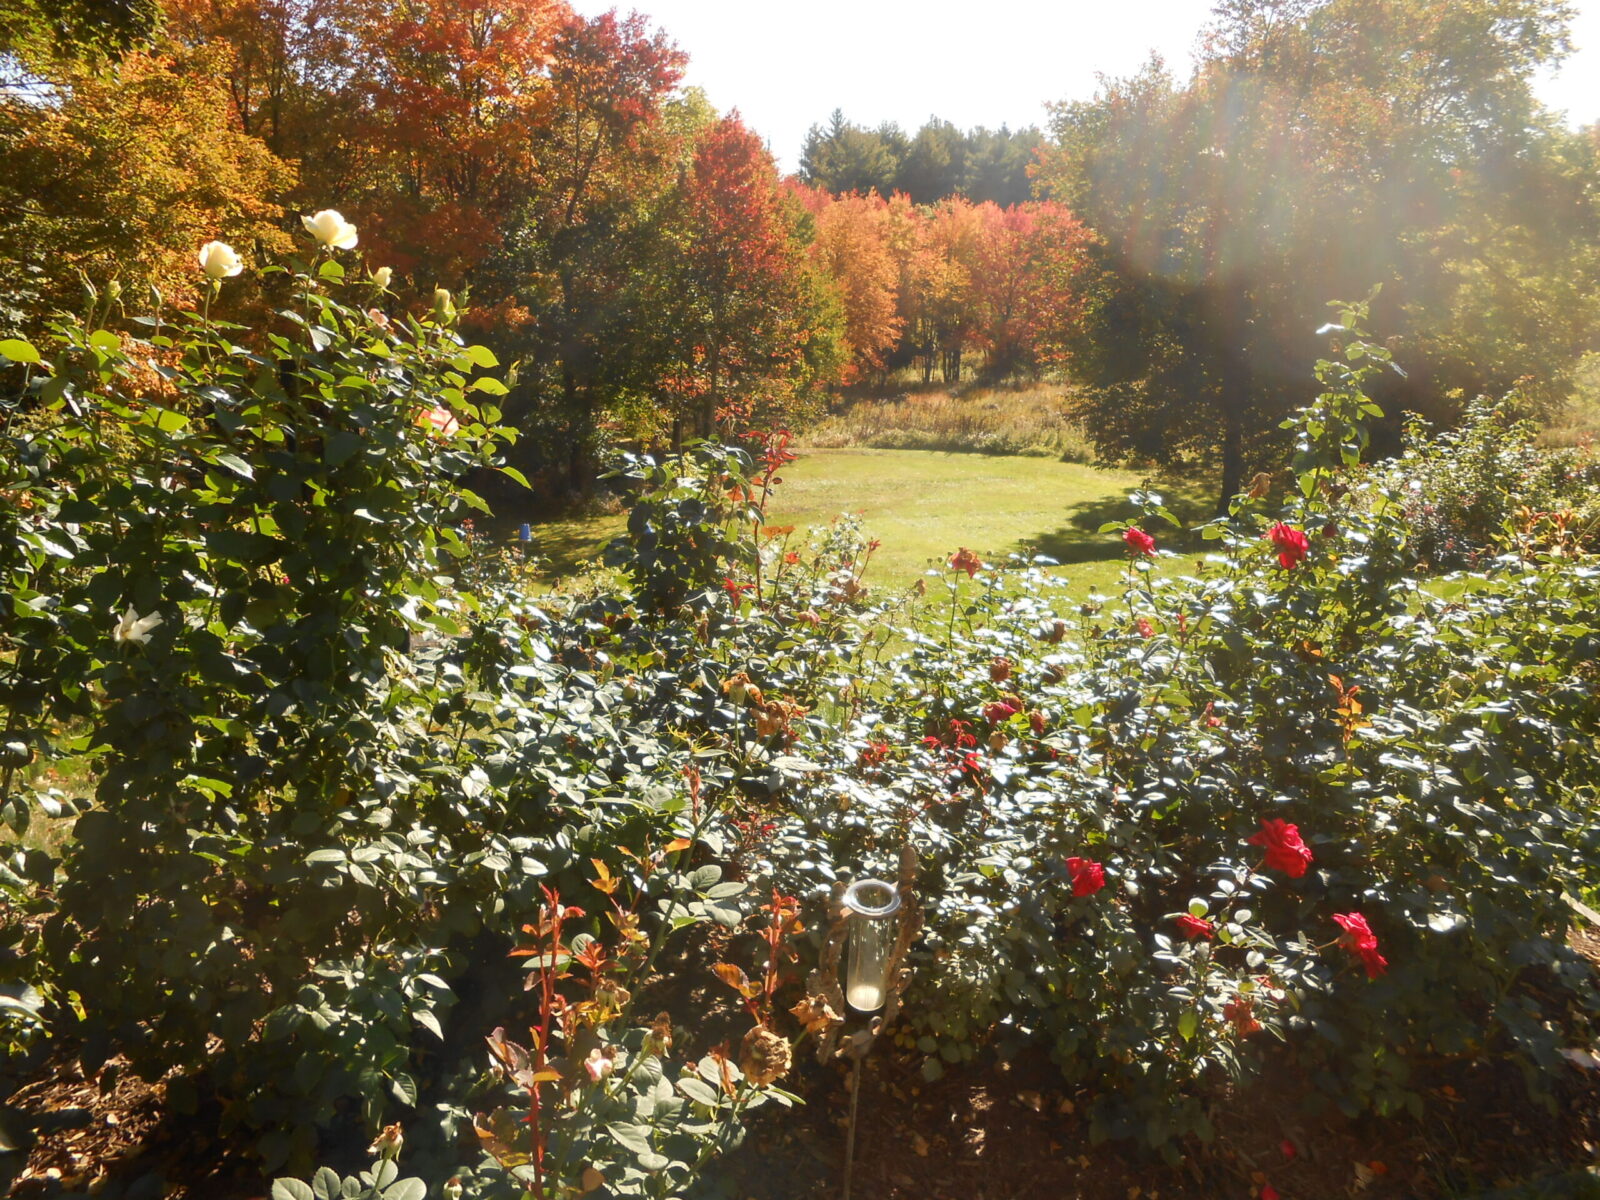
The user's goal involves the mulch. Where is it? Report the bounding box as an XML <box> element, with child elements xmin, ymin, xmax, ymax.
<box><xmin>4</xmin><ymin>934</ymin><xmax>1598</xmax><ymax>1200</ymax></box>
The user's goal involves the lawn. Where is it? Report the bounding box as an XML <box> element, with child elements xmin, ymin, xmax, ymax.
<box><xmin>512</xmin><ymin>447</ymin><xmax>1212</xmax><ymax>596</ymax></box>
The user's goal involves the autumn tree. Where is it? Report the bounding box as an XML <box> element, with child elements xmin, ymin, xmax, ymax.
<box><xmin>968</xmin><ymin>201</ymin><xmax>1092</xmax><ymax>380</ymax></box>
<box><xmin>497</xmin><ymin>8</ymin><xmax>689</xmax><ymax>484</ymax></box>
<box><xmin>802</xmin><ymin>188</ymin><xmax>902</xmax><ymax>383</ymax></box>
<box><xmin>162</xmin><ymin>0</ymin><xmax>368</xmax><ymax>197</ymax></box>
<box><xmin>664</xmin><ymin>114</ymin><xmax>837</xmax><ymax>439</ymax></box>
<box><xmin>345</xmin><ymin>0</ymin><xmax>568</xmax><ymax>283</ymax></box>
<box><xmin>0</xmin><ymin>38</ymin><xmax>293</xmax><ymax>329</ymax></box>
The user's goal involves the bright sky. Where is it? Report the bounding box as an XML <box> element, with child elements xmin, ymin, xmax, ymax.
<box><xmin>572</xmin><ymin>0</ymin><xmax>1600</xmax><ymax>172</ymax></box>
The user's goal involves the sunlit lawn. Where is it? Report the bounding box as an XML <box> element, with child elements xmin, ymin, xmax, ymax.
<box><xmin>511</xmin><ymin>447</ymin><xmax>1213</xmax><ymax>597</ymax></box>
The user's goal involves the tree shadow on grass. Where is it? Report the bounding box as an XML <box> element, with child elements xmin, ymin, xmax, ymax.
<box><xmin>526</xmin><ymin>521</ymin><xmax>621</xmax><ymax>580</ymax></box>
<box><xmin>1016</xmin><ymin>480</ymin><xmax>1214</xmax><ymax>566</ymax></box>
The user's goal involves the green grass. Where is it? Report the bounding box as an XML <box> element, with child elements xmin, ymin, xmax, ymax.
<box><xmin>512</xmin><ymin>447</ymin><xmax>1212</xmax><ymax>596</ymax></box>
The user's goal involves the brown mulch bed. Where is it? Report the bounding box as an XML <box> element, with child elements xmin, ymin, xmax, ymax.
<box><xmin>4</xmin><ymin>931</ymin><xmax>1598</xmax><ymax>1199</ymax></box>
<box><xmin>716</xmin><ymin>1040</ymin><xmax>1600</xmax><ymax>1200</ymax></box>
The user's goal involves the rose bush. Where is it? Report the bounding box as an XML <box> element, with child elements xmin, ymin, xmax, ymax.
<box><xmin>2</xmin><ymin>271</ymin><xmax>1597</xmax><ymax>1190</ymax></box>
<box><xmin>743</xmin><ymin>298</ymin><xmax>1600</xmax><ymax>1154</ymax></box>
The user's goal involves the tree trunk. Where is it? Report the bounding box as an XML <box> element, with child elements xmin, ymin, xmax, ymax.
<box><xmin>1216</xmin><ymin>402</ymin><xmax>1243</xmax><ymax>517</ymax></box>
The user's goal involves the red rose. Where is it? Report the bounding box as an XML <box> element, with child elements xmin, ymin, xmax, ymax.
<box><xmin>1135</xmin><ymin>617</ymin><xmax>1155</xmax><ymax>639</ymax></box>
<box><xmin>1333</xmin><ymin>912</ymin><xmax>1389</xmax><ymax>978</ymax></box>
<box><xmin>1065</xmin><ymin>856</ymin><xmax>1106</xmax><ymax>896</ymax></box>
<box><xmin>1248</xmin><ymin>818</ymin><xmax>1314</xmax><ymax>878</ymax></box>
<box><xmin>1261</xmin><ymin>1186</ymin><xmax>1281</xmax><ymax>1200</ymax></box>
<box><xmin>1265</xmin><ymin>522</ymin><xmax>1310</xmax><ymax>569</ymax></box>
<box><xmin>1223</xmin><ymin>995</ymin><xmax>1261</xmax><ymax>1036</ymax></box>
<box><xmin>1123</xmin><ymin>526</ymin><xmax>1156</xmax><ymax>556</ymax></box>
<box><xmin>1029</xmin><ymin>710</ymin><xmax>1047</xmax><ymax>736</ymax></box>
<box><xmin>989</xmin><ymin>657</ymin><xmax>1013</xmax><ymax>682</ymax></box>
<box><xmin>983</xmin><ymin>701</ymin><xmax>1019</xmax><ymax>724</ymax></box>
<box><xmin>949</xmin><ymin>547</ymin><xmax>983</xmax><ymax>577</ymax></box>
<box><xmin>1175</xmin><ymin>914</ymin><xmax>1214</xmax><ymax>940</ymax></box>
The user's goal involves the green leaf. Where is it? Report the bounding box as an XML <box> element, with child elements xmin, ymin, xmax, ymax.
<box><xmin>0</xmin><ymin>339</ymin><xmax>40</xmax><ymax>365</ymax></box>
<box><xmin>88</xmin><ymin>329</ymin><xmax>121</xmax><ymax>354</ymax></box>
<box><xmin>312</xmin><ymin>1167</ymin><xmax>342</xmax><ymax>1200</ymax></box>
<box><xmin>325</xmin><ymin>431</ymin><xmax>364</xmax><ymax>467</ymax></box>
<box><xmin>214</xmin><ymin>453</ymin><xmax>255</xmax><ymax>480</ymax></box>
<box><xmin>609</xmin><ymin>1122</ymin><xmax>656</xmax><ymax>1155</ymax></box>
<box><xmin>676</xmin><ymin>1076</ymin><xmax>719</xmax><ymax>1106</ymax></box>
<box><xmin>469</xmin><ymin>376</ymin><xmax>509</xmax><ymax>396</ymax></box>
<box><xmin>389</xmin><ymin>1071</ymin><xmax>418</xmax><ymax>1107</ymax></box>
<box><xmin>272</xmin><ymin>1181</ymin><xmax>315</xmax><ymax>1200</ymax></box>
<box><xmin>459</xmin><ymin>344</ymin><xmax>499</xmax><ymax>369</ymax></box>
<box><xmin>318</xmin><ymin>259</ymin><xmax>345</xmax><ymax>281</ymax></box>
<box><xmin>381</xmin><ymin>1181</ymin><xmax>426</xmax><ymax>1200</ymax></box>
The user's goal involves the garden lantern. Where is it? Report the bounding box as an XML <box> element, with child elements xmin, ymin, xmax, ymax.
<box><xmin>842</xmin><ymin>877</ymin><xmax>901</xmax><ymax>1012</ymax></box>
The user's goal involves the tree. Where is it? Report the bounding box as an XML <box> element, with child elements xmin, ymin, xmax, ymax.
<box><xmin>346</xmin><ymin>0</ymin><xmax>567</xmax><ymax>284</ymax></box>
<box><xmin>968</xmin><ymin>201</ymin><xmax>1092</xmax><ymax>380</ymax></box>
<box><xmin>1036</xmin><ymin>0</ymin><xmax>1590</xmax><ymax>512</ymax></box>
<box><xmin>804</xmin><ymin>189</ymin><xmax>902</xmax><ymax>383</ymax></box>
<box><xmin>666</xmin><ymin>114</ymin><xmax>833</xmax><ymax>438</ymax></box>
<box><xmin>0</xmin><ymin>38</ymin><xmax>293</xmax><ymax>328</ymax></box>
<box><xmin>798</xmin><ymin>109</ymin><xmax>900</xmax><ymax>196</ymax></box>
<box><xmin>1</xmin><ymin>0</ymin><xmax>159</xmax><ymax>77</ymax></box>
<box><xmin>962</xmin><ymin>125</ymin><xmax>1044</xmax><ymax>207</ymax></box>
<box><xmin>500</xmin><ymin>7</ymin><xmax>689</xmax><ymax>484</ymax></box>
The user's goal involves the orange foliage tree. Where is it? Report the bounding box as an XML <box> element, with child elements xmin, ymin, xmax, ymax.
<box><xmin>0</xmin><ymin>39</ymin><xmax>293</xmax><ymax>324</ymax></box>
<box><xmin>799</xmin><ymin>187</ymin><xmax>903</xmax><ymax>384</ymax></box>
<box><xmin>664</xmin><ymin>115</ymin><xmax>840</xmax><ymax>439</ymax></box>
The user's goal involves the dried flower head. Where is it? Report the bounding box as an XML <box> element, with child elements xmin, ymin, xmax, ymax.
<box><xmin>738</xmin><ymin>1025</ymin><xmax>792</xmax><ymax>1087</ymax></box>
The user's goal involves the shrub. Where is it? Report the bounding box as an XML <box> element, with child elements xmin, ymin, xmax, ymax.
<box><xmin>4</xmin><ymin>260</ymin><xmax>1596</xmax><ymax>1189</ymax></box>
<box><xmin>752</xmin><ymin>299</ymin><xmax>1600</xmax><ymax>1155</ymax></box>
<box><xmin>1385</xmin><ymin>394</ymin><xmax>1600</xmax><ymax>570</ymax></box>
<box><xmin>0</xmin><ymin>266</ymin><xmax>859</xmax><ymax>1182</ymax></box>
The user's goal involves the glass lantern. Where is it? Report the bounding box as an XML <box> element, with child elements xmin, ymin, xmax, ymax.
<box><xmin>843</xmin><ymin>878</ymin><xmax>902</xmax><ymax>1012</ymax></box>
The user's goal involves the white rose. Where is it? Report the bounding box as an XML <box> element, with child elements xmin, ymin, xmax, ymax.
<box><xmin>113</xmin><ymin>605</ymin><xmax>163</xmax><ymax>645</ymax></box>
<box><xmin>371</xmin><ymin>266</ymin><xmax>393</xmax><ymax>289</ymax></box>
<box><xmin>301</xmin><ymin>209</ymin><xmax>358</xmax><ymax>250</ymax></box>
<box><xmin>197</xmin><ymin>241</ymin><xmax>243</xmax><ymax>280</ymax></box>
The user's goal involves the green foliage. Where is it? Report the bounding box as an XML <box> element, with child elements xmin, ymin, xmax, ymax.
<box><xmin>4</xmin><ymin>249</ymin><xmax>1597</xmax><ymax>1188</ymax></box>
<box><xmin>799</xmin><ymin>110</ymin><xmax>1044</xmax><ymax>207</ymax></box>
<box><xmin>601</xmin><ymin>443</ymin><xmax>761</xmax><ymax>614</ymax></box>
<box><xmin>0</xmin><ymin>258</ymin><xmax>531</xmax><ymax>1167</ymax></box>
<box><xmin>1038</xmin><ymin>0</ymin><xmax>1600</xmax><ymax>511</ymax></box>
<box><xmin>1384</xmin><ymin>394</ymin><xmax>1600</xmax><ymax>570</ymax></box>
<box><xmin>750</xmin><ymin>305</ymin><xmax>1599</xmax><ymax>1154</ymax></box>
<box><xmin>272</xmin><ymin>1159</ymin><xmax>426</xmax><ymax>1200</ymax></box>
